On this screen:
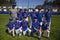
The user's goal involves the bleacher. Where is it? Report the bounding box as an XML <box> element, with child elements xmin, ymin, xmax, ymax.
<box><xmin>0</xmin><ymin>6</ymin><xmax>10</xmax><ymax>14</ymax></box>
<box><xmin>0</xmin><ymin>6</ymin><xmax>60</xmax><ymax>15</ymax></box>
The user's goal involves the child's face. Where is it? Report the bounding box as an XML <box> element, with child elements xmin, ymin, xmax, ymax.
<box><xmin>44</xmin><ymin>22</ymin><xmax>47</xmax><ymax>25</ymax></box>
<box><xmin>9</xmin><ymin>20</ymin><xmax>12</xmax><ymax>22</ymax></box>
<box><xmin>12</xmin><ymin>6</ymin><xmax>15</xmax><ymax>9</ymax></box>
<box><xmin>23</xmin><ymin>18</ymin><xmax>26</xmax><ymax>20</ymax></box>
<box><xmin>34</xmin><ymin>19</ymin><xmax>37</xmax><ymax>22</ymax></box>
<box><xmin>16</xmin><ymin>20</ymin><xmax>19</xmax><ymax>22</ymax></box>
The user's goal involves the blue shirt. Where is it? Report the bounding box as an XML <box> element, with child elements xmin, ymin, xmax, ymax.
<box><xmin>42</xmin><ymin>23</ymin><xmax>49</xmax><ymax>30</ymax></box>
<box><xmin>32</xmin><ymin>21</ymin><xmax>40</xmax><ymax>30</ymax></box>
<box><xmin>21</xmin><ymin>20</ymin><xmax>28</xmax><ymax>31</ymax></box>
<box><xmin>38</xmin><ymin>12</ymin><xmax>44</xmax><ymax>22</ymax></box>
<box><xmin>17</xmin><ymin>12</ymin><xmax>23</xmax><ymax>21</ymax></box>
<box><xmin>23</xmin><ymin>12</ymin><xmax>28</xmax><ymax>18</ymax></box>
<box><xmin>45</xmin><ymin>12</ymin><xmax>52</xmax><ymax>22</ymax></box>
<box><xmin>7</xmin><ymin>22</ymin><xmax>15</xmax><ymax>30</ymax></box>
<box><xmin>30</xmin><ymin>12</ymin><xmax>38</xmax><ymax>22</ymax></box>
<box><xmin>14</xmin><ymin>22</ymin><xmax>21</xmax><ymax>30</ymax></box>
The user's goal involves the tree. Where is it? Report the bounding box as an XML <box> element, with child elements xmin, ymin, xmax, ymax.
<box><xmin>52</xmin><ymin>0</ymin><xmax>60</xmax><ymax>7</ymax></box>
<box><xmin>0</xmin><ymin>0</ymin><xmax>15</xmax><ymax>6</ymax></box>
<box><xmin>43</xmin><ymin>0</ymin><xmax>53</xmax><ymax>6</ymax></box>
<box><xmin>35</xmin><ymin>5</ymin><xmax>42</xmax><ymax>9</ymax></box>
<box><xmin>0</xmin><ymin>0</ymin><xmax>6</xmax><ymax>5</ymax></box>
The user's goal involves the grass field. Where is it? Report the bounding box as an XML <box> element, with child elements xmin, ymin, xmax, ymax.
<box><xmin>0</xmin><ymin>14</ymin><xmax>60</xmax><ymax>40</ymax></box>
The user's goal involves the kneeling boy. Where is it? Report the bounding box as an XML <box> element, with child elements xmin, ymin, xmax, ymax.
<box><xmin>32</xmin><ymin>17</ymin><xmax>42</xmax><ymax>40</ymax></box>
<box><xmin>7</xmin><ymin>18</ymin><xmax>15</xmax><ymax>36</ymax></box>
<box><xmin>21</xmin><ymin>17</ymin><xmax>31</xmax><ymax>36</ymax></box>
<box><xmin>14</xmin><ymin>18</ymin><xmax>22</xmax><ymax>36</ymax></box>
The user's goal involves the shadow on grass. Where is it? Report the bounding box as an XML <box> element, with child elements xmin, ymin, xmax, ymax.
<box><xmin>5</xmin><ymin>29</ymin><xmax>9</xmax><ymax>35</ymax></box>
<box><xmin>5</xmin><ymin>29</ymin><xmax>13</xmax><ymax>37</ymax></box>
<box><xmin>30</xmin><ymin>32</ymin><xmax>40</xmax><ymax>39</ymax></box>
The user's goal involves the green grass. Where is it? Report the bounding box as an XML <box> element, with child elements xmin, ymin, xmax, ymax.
<box><xmin>0</xmin><ymin>14</ymin><xmax>60</xmax><ymax>40</ymax></box>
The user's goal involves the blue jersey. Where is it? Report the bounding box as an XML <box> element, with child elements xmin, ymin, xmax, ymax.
<box><xmin>7</xmin><ymin>22</ymin><xmax>15</xmax><ymax>30</ymax></box>
<box><xmin>38</xmin><ymin>12</ymin><xmax>44</xmax><ymax>22</ymax></box>
<box><xmin>42</xmin><ymin>23</ymin><xmax>49</xmax><ymax>30</ymax></box>
<box><xmin>30</xmin><ymin>12</ymin><xmax>38</xmax><ymax>22</ymax></box>
<box><xmin>23</xmin><ymin>12</ymin><xmax>28</xmax><ymax>18</ymax></box>
<box><xmin>32</xmin><ymin>21</ymin><xmax>40</xmax><ymax>33</ymax></box>
<box><xmin>32</xmin><ymin>21</ymin><xmax>40</xmax><ymax>30</ymax></box>
<box><xmin>35</xmin><ymin>12</ymin><xmax>39</xmax><ymax>16</ymax></box>
<box><xmin>17</xmin><ymin>12</ymin><xmax>23</xmax><ymax>21</ymax></box>
<box><xmin>21</xmin><ymin>20</ymin><xmax>28</xmax><ymax>31</ymax></box>
<box><xmin>14</xmin><ymin>22</ymin><xmax>21</xmax><ymax>30</ymax></box>
<box><xmin>45</xmin><ymin>12</ymin><xmax>52</xmax><ymax>22</ymax></box>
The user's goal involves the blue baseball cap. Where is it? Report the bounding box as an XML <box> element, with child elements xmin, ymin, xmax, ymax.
<box><xmin>23</xmin><ymin>16</ymin><xmax>26</xmax><ymax>18</ymax></box>
<box><xmin>9</xmin><ymin>17</ymin><xmax>13</xmax><ymax>21</ymax></box>
<box><xmin>34</xmin><ymin>16</ymin><xmax>37</xmax><ymax>19</ymax></box>
<box><xmin>16</xmin><ymin>18</ymin><xmax>19</xmax><ymax>20</ymax></box>
<box><xmin>43</xmin><ymin>20</ymin><xmax>47</xmax><ymax>23</ymax></box>
<box><xmin>12</xmin><ymin>4</ymin><xmax>16</xmax><ymax>6</ymax></box>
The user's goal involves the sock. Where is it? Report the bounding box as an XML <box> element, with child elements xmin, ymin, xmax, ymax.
<box><xmin>47</xmin><ymin>30</ymin><xmax>50</xmax><ymax>38</ymax></box>
<box><xmin>12</xmin><ymin>31</ymin><xmax>15</xmax><ymax>36</ymax></box>
<box><xmin>23</xmin><ymin>31</ymin><xmax>26</xmax><ymax>36</ymax></box>
<box><xmin>28</xmin><ymin>32</ymin><xmax>31</xmax><ymax>36</ymax></box>
<box><xmin>19</xmin><ymin>32</ymin><xmax>22</xmax><ymax>36</ymax></box>
<box><xmin>38</xmin><ymin>31</ymin><xmax>42</xmax><ymax>38</ymax></box>
<box><xmin>42</xmin><ymin>31</ymin><xmax>44</xmax><ymax>36</ymax></box>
